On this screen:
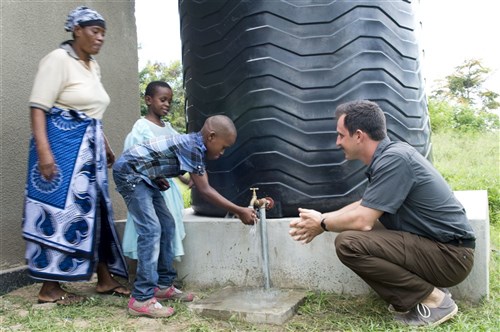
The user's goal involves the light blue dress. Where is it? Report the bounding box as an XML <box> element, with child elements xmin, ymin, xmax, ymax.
<box><xmin>121</xmin><ymin>118</ymin><xmax>186</xmax><ymax>261</ymax></box>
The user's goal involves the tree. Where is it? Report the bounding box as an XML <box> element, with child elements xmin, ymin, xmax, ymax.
<box><xmin>430</xmin><ymin>59</ymin><xmax>499</xmax><ymax>111</ymax></box>
<box><xmin>138</xmin><ymin>60</ymin><xmax>186</xmax><ymax>133</ymax></box>
<box><xmin>428</xmin><ymin>59</ymin><xmax>499</xmax><ymax>132</ymax></box>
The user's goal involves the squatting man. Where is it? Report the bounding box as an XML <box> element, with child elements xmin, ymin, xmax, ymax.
<box><xmin>289</xmin><ymin>100</ymin><xmax>475</xmax><ymax>327</ymax></box>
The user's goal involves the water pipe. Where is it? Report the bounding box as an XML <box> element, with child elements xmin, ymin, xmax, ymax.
<box><xmin>248</xmin><ymin>188</ymin><xmax>274</xmax><ymax>289</ymax></box>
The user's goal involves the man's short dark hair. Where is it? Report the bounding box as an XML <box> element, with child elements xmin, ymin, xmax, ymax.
<box><xmin>335</xmin><ymin>100</ymin><xmax>387</xmax><ymax>141</ymax></box>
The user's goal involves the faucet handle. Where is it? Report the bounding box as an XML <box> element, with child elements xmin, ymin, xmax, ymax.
<box><xmin>249</xmin><ymin>188</ymin><xmax>259</xmax><ymax>208</ymax></box>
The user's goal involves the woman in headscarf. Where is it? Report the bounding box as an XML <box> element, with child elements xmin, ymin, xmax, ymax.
<box><xmin>23</xmin><ymin>6</ymin><xmax>129</xmax><ymax>305</ymax></box>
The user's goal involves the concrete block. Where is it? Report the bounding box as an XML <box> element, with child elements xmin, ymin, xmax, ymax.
<box><xmin>451</xmin><ymin>190</ymin><xmax>490</xmax><ymax>301</ymax></box>
<box><xmin>176</xmin><ymin>190</ymin><xmax>489</xmax><ymax>302</ymax></box>
<box><xmin>176</xmin><ymin>211</ymin><xmax>369</xmax><ymax>294</ymax></box>
<box><xmin>188</xmin><ymin>287</ymin><xmax>307</xmax><ymax>325</ymax></box>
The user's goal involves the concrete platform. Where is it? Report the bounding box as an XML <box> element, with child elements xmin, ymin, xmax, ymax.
<box><xmin>176</xmin><ymin>190</ymin><xmax>490</xmax><ymax>302</ymax></box>
<box><xmin>188</xmin><ymin>287</ymin><xmax>307</xmax><ymax>325</ymax></box>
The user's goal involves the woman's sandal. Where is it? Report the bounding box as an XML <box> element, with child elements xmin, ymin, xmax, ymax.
<box><xmin>38</xmin><ymin>293</ymin><xmax>87</xmax><ymax>305</ymax></box>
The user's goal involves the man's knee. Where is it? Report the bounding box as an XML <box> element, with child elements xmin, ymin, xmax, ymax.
<box><xmin>335</xmin><ymin>230</ymin><xmax>365</xmax><ymax>262</ymax></box>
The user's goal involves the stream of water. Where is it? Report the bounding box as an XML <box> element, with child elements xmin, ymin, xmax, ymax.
<box><xmin>258</xmin><ymin>206</ymin><xmax>271</xmax><ymax>289</ymax></box>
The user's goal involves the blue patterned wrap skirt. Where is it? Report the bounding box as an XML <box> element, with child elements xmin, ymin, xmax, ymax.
<box><xmin>23</xmin><ymin>107</ymin><xmax>128</xmax><ymax>282</ymax></box>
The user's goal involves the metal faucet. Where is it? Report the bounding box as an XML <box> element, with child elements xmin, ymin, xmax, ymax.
<box><xmin>248</xmin><ymin>188</ymin><xmax>274</xmax><ymax>210</ymax></box>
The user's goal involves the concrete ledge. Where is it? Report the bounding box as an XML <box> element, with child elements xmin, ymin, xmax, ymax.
<box><xmin>176</xmin><ymin>211</ymin><xmax>370</xmax><ymax>295</ymax></box>
<box><xmin>176</xmin><ymin>190</ymin><xmax>489</xmax><ymax>302</ymax></box>
<box><xmin>0</xmin><ymin>266</ymin><xmax>36</xmax><ymax>296</ymax></box>
<box><xmin>451</xmin><ymin>190</ymin><xmax>490</xmax><ymax>301</ymax></box>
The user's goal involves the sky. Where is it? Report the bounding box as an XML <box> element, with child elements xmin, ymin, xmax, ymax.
<box><xmin>135</xmin><ymin>0</ymin><xmax>499</xmax><ymax>93</ymax></box>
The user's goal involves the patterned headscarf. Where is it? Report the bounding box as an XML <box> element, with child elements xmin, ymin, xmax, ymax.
<box><xmin>64</xmin><ymin>6</ymin><xmax>106</xmax><ymax>32</ymax></box>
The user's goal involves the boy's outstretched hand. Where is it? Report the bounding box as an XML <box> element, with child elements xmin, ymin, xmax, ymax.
<box><xmin>237</xmin><ymin>207</ymin><xmax>258</xmax><ymax>225</ymax></box>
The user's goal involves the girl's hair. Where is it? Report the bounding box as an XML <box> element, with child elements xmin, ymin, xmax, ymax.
<box><xmin>145</xmin><ymin>81</ymin><xmax>172</xmax><ymax>97</ymax></box>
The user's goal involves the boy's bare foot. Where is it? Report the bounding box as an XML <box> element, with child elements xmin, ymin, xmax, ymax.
<box><xmin>95</xmin><ymin>262</ymin><xmax>131</xmax><ymax>297</ymax></box>
<box><xmin>96</xmin><ymin>282</ymin><xmax>131</xmax><ymax>297</ymax></box>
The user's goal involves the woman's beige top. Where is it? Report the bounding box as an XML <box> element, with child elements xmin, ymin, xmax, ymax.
<box><xmin>29</xmin><ymin>43</ymin><xmax>110</xmax><ymax>119</ymax></box>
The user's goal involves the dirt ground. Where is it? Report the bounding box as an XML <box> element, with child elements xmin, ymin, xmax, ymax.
<box><xmin>0</xmin><ymin>278</ymin><xmax>290</xmax><ymax>332</ymax></box>
<box><xmin>1</xmin><ymin>280</ymin><xmax>172</xmax><ymax>331</ymax></box>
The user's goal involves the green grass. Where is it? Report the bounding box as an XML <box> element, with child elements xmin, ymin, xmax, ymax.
<box><xmin>1</xmin><ymin>131</ymin><xmax>498</xmax><ymax>331</ymax></box>
<box><xmin>431</xmin><ymin>131</ymin><xmax>500</xmax><ymax>226</ymax></box>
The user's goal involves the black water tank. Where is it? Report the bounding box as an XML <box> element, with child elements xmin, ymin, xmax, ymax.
<box><xmin>180</xmin><ymin>0</ymin><xmax>431</xmax><ymax>218</ymax></box>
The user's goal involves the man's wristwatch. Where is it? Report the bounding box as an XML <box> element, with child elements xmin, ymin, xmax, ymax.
<box><xmin>320</xmin><ymin>218</ymin><xmax>328</xmax><ymax>232</ymax></box>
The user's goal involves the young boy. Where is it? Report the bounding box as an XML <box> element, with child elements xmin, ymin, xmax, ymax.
<box><xmin>113</xmin><ymin>114</ymin><xmax>256</xmax><ymax>318</ymax></box>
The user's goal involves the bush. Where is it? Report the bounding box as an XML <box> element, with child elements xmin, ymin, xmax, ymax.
<box><xmin>428</xmin><ymin>99</ymin><xmax>454</xmax><ymax>133</ymax></box>
<box><xmin>428</xmin><ymin>98</ymin><xmax>499</xmax><ymax>133</ymax></box>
